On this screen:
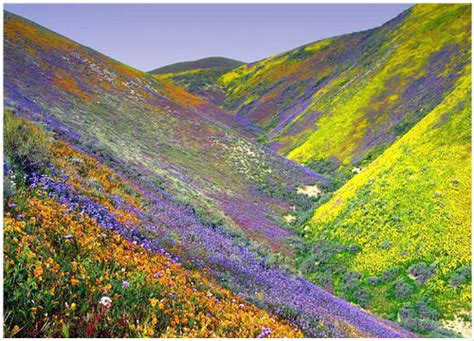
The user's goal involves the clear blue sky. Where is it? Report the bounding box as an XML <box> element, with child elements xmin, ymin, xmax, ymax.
<box><xmin>4</xmin><ymin>4</ymin><xmax>412</xmax><ymax>71</ymax></box>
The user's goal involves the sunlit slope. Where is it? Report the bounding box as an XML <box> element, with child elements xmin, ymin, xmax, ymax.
<box><xmin>300</xmin><ymin>67</ymin><xmax>471</xmax><ymax>336</ymax></box>
<box><xmin>3</xmin><ymin>112</ymin><xmax>303</xmax><ymax>338</ymax></box>
<box><xmin>3</xmin><ymin>11</ymin><xmax>322</xmax><ymax>254</ymax></box>
<box><xmin>220</xmin><ymin>4</ymin><xmax>471</xmax><ymax>171</ymax></box>
<box><xmin>3</xmin><ymin>12</ymin><xmax>417</xmax><ymax>337</ymax></box>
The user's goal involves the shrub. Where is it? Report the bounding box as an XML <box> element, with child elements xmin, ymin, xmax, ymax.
<box><xmin>417</xmin><ymin>300</ymin><xmax>439</xmax><ymax>320</ymax></box>
<box><xmin>380</xmin><ymin>267</ymin><xmax>400</xmax><ymax>282</ymax></box>
<box><xmin>342</xmin><ymin>272</ymin><xmax>362</xmax><ymax>292</ymax></box>
<box><xmin>449</xmin><ymin>266</ymin><xmax>471</xmax><ymax>288</ymax></box>
<box><xmin>394</xmin><ymin>280</ymin><xmax>414</xmax><ymax>300</ymax></box>
<box><xmin>354</xmin><ymin>289</ymin><xmax>371</xmax><ymax>308</ymax></box>
<box><xmin>367</xmin><ymin>277</ymin><xmax>381</xmax><ymax>285</ymax></box>
<box><xmin>4</xmin><ymin>110</ymin><xmax>52</xmax><ymax>173</ymax></box>
<box><xmin>408</xmin><ymin>262</ymin><xmax>435</xmax><ymax>285</ymax></box>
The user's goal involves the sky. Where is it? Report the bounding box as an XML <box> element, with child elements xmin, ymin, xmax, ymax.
<box><xmin>4</xmin><ymin>4</ymin><xmax>412</xmax><ymax>71</ymax></box>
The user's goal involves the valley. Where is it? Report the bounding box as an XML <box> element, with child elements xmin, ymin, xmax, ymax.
<box><xmin>3</xmin><ymin>3</ymin><xmax>472</xmax><ymax>338</ymax></box>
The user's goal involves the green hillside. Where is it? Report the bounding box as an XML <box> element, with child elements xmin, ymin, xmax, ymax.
<box><xmin>218</xmin><ymin>4</ymin><xmax>471</xmax><ymax>179</ymax></box>
<box><xmin>154</xmin><ymin>68</ymin><xmax>232</xmax><ymax>105</ymax></box>
<box><xmin>151</xmin><ymin>58</ymin><xmax>245</xmax><ymax>105</ymax></box>
<box><xmin>4</xmin><ymin>11</ymin><xmax>322</xmax><ymax>259</ymax></box>
<box><xmin>149</xmin><ymin>57</ymin><xmax>244</xmax><ymax>74</ymax></box>
<box><xmin>297</xmin><ymin>66</ymin><xmax>471</xmax><ymax>336</ymax></box>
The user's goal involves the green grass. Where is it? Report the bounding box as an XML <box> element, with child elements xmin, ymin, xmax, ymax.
<box><xmin>297</xmin><ymin>66</ymin><xmax>471</xmax><ymax>335</ymax></box>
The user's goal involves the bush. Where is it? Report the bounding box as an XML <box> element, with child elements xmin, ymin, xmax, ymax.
<box><xmin>449</xmin><ymin>266</ymin><xmax>471</xmax><ymax>288</ymax></box>
<box><xmin>342</xmin><ymin>272</ymin><xmax>362</xmax><ymax>292</ymax></box>
<box><xmin>394</xmin><ymin>280</ymin><xmax>414</xmax><ymax>300</ymax></box>
<box><xmin>417</xmin><ymin>300</ymin><xmax>439</xmax><ymax>320</ymax></box>
<box><xmin>4</xmin><ymin>110</ymin><xmax>52</xmax><ymax>173</ymax></box>
<box><xmin>408</xmin><ymin>262</ymin><xmax>435</xmax><ymax>285</ymax></box>
<box><xmin>380</xmin><ymin>267</ymin><xmax>400</xmax><ymax>282</ymax></box>
<box><xmin>354</xmin><ymin>289</ymin><xmax>370</xmax><ymax>308</ymax></box>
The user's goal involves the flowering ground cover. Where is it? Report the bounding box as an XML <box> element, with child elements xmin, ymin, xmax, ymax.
<box><xmin>218</xmin><ymin>5</ymin><xmax>471</xmax><ymax>175</ymax></box>
<box><xmin>3</xmin><ymin>111</ymin><xmax>415</xmax><ymax>337</ymax></box>
<box><xmin>3</xmin><ymin>10</ymin><xmax>323</xmax><ymax>259</ymax></box>
<box><xmin>298</xmin><ymin>66</ymin><xmax>472</xmax><ymax>336</ymax></box>
<box><xmin>3</xmin><ymin>3</ymin><xmax>471</xmax><ymax>338</ymax></box>
<box><xmin>4</xmin><ymin>177</ymin><xmax>302</xmax><ymax>338</ymax></box>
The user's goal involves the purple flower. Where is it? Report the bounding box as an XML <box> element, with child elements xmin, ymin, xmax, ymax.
<box><xmin>257</xmin><ymin>327</ymin><xmax>272</xmax><ymax>338</ymax></box>
<box><xmin>121</xmin><ymin>281</ymin><xmax>130</xmax><ymax>289</ymax></box>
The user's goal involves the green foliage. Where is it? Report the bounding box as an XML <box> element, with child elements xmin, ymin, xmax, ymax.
<box><xmin>449</xmin><ymin>266</ymin><xmax>472</xmax><ymax>288</ymax></box>
<box><xmin>4</xmin><ymin>110</ymin><xmax>52</xmax><ymax>173</ymax></box>
<box><xmin>394</xmin><ymin>280</ymin><xmax>414</xmax><ymax>300</ymax></box>
<box><xmin>149</xmin><ymin>57</ymin><xmax>244</xmax><ymax>74</ymax></box>
<box><xmin>408</xmin><ymin>262</ymin><xmax>436</xmax><ymax>285</ymax></box>
<box><xmin>298</xmin><ymin>67</ymin><xmax>471</xmax><ymax>335</ymax></box>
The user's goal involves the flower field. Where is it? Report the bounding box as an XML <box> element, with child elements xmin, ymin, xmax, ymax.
<box><xmin>3</xmin><ymin>3</ymin><xmax>471</xmax><ymax>338</ymax></box>
<box><xmin>4</xmin><ymin>175</ymin><xmax>302</xmax><ymax>338</ymax></box>
<box><xmin>298</xmin><ymin>65</ymin><xmax>472</xmax><ymax>336</ymax></box>
<box><xmin>3</xmin><ymin>111</ymin><xmax>415</xmax><ymax>337</ymax></box>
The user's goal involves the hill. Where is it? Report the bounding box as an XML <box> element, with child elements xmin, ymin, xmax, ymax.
<box><xmin>3</xmin><ymin>11</ymin><xmax>416</xmax><ymax>338</ymax></box>
<box><xmin>151</xmin><ymin>57</ymin><xmax>245</xmax><ymax>105</ymax></box>
<box><xmin>3</xmin><ymin>111</ymin><xmax>303</xmax><ymax>338</ymax></box>
<box><xmin>297</xmin><ymin>65</ymin><xmax>471</xmax><ymax>336</ymax></box>
<box><xmin>217</xmin><ymin>4</ymin><xmax>471</xmax><ymax>184</ymax></box>
<box><xmin>149</xmin><ymin>56</ymin><xmax>244</xmax><ymax>74</ymax></box>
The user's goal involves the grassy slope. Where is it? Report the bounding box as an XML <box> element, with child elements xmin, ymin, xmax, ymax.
<box><xmin>213</xmin><ymin>4</ymin><xmax>471</xmax><ymax>335</ymax></box>
<box><xmin>3</xmin><ymin>14</ymin><xmax>418</xmax><ymax>337</ymax></box>
<box><xmin>150</xmin><ymin>58</ymin><xmax>245</xmax><ymax>105</ymax></box>
<box><xmin>299</xmin><ymin>66</ymin><xmax>471</xmax><ymax>336</ymax></box>
<box><xmin>154</xmin><ymin>68</ymin><xmax>235</xmax><ymax>106</ymax></box>
<box><xmin>4</xmin><ymin>110</ymin><xmax>418</xmax><ymax>338</ymax></box>
<box><xmin>3</xmin><ymin>112</ymin><xmax>303</xmax><ymax>338</ymax></box>
<box><xmin>3</xmin><ymin>11</ymin><xmax>322</xmax><ymax>257</ymax></box>
<box><xmin>219</xmin><ymin>5</ymin><xmax>471</xmax><ymax>173</ymax></box>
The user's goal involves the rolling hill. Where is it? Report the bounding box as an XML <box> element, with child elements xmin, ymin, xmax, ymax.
<box><xmin>149</xmin><ymin>57</ymin><xmax>244</xmax><ymax>74</ymax></box>
<box><xmin>151</xmin><ymin>57</ymin><xmax>245</xmax><ymax>105</ymax></box>
<box><xmin>172</xmin><ymin>5</ymin><xmax>470</xmax><ymax>186</ymax></box>
<box><xmin>152</xmin><ymin>4</ymin><xmax>472</xmax><ymax>336</ymax></box>
<box><xmin>3</xmin><ymin>10</ymin><xmax>419</xmax><ymax>338</ymax></box>
<box><xmin>298</xmin><ymin>66</ymin><xmax>471</xmax><ymax>336</ymax></box>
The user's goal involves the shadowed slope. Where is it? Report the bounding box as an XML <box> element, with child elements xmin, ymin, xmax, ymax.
<box><xmin>149</xmin><ymin>57</ymin><xmax>244</xmax><ymax>74</ymax></box>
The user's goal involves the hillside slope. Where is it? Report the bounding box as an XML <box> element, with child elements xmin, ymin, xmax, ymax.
<box><xmin>219</xmin><ymin>4</ymin><xmax>471</xmax><ymax>177</ymax></box>
<box><xmin>3</xmin><ymin>111</ymin><xmax>302</xmax><ymax>338</ymax></box>
<box><xmin>298</xmin><ymin>66</ymin><xmax>471</xmax><ymax>336</ymax></box>
<box><xmin>3</xmin><ymin>11</ymin><xmax>417</xmax><ymax>338</ymax></box>
<box><xmin>3</xmin><ymin>11</ymin><xmax>318</xmax><ymax>256</ymax></box>
<box><xmin>151</xmin><ymin>58</ymin><xmax>245</xmax><ymax>105</ymax></box>
<box><xmin>149</xmin><ymin>57</ymin><xmax>244</xmax><ymax>74</ymax></box>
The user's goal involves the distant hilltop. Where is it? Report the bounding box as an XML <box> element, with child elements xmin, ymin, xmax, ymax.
<box><xmin>149</xmin><ymin>56</ymin><xmax>244</xmax><ymax>74</ymax></box>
